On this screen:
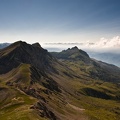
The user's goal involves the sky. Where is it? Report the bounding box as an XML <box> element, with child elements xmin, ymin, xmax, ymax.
<box><xmin>0</xmin><ymin>0</ymin><xmax>120</xmax><ymax>50</ymax></box>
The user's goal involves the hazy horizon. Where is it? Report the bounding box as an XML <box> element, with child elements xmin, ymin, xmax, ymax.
<box><xmin>1</xmin><ymin>36</ymin><xmax>120</xmax><ymax>53</ymax></box>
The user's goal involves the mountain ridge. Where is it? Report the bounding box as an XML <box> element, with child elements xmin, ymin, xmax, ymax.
<box><xmin>51</xmin><ymin>47</ymin><xmax>120</xmax><ymax>83</ymax></box>
<box><xmin>0</xmin><ymin>41</ymin><xmax>57</xmax><ymax>74</ymax></box>
<box><xmin>0</xmin><ymin>41</ymin><xmax>120</xmax><ymax>120</ymax></box>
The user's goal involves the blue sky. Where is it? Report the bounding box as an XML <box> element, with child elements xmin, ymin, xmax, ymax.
<box><xmin>0</xmin><ymin>0</ymin><xmax>120</xmax><ymax>44</ymax></box>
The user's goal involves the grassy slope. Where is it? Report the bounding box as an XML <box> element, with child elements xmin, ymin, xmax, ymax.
<box><xmin>50</xmin><ymin>60</ymin><xmax>120</xmax><ymax>120</ymax></box>
<box><xmin>0</xmin><ymin>61</ymin><xmax>120</xmax><ymax>120</ymax></box>
<box><xmin>0</xmin><ymin>64</ymin><xmax>47</xmax><ymax>120</ymax></box>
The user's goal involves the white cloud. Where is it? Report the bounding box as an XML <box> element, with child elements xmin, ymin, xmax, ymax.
<box><xmin>80</xmin><ymin>36</ymin><xmax>120</xmax><ymax>53</ymax></box>
<box><xmin>43</xmin><ymin>36</ymin><xmax>120</xmax><ymax>53</ymax></box>
<box><xmin>94</xmin><ymin>36</ymin><xmax>120</xmax><ymax>48</ymax></box>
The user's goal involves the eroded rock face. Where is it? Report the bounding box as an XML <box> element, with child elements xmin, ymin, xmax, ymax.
<box><xmin>30</xmin><ymin>101</ymin><xmax>57</xmax><ymax>120</ymax></box>
<box><xmin>24</xmin><ymin>88</ymin><xmax>46</xmax><ymax>103</ymax></box>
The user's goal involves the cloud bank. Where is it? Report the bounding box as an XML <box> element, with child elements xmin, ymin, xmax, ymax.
<box><xmin>44</xmin><ymin>36</ymin><xmax>120</xmax><ymax>53</ymax></box>
<box><xmin>91</xmin><ymin>36</ymin><xmax>120</xmax><ymax>48</ymax></box>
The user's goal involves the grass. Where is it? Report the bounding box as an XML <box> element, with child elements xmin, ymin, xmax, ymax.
<box><xmin>0</xmin><ymin>60</ymin><xmax>120</xmax><ymax>120</ymax></box>
<box><xmin>0</xmin><ymin>86</ymin><xmax>48</xmax><ymax>120</ymax></box>
<box><xmin>50</xmin><ymin>59</ymin><xmax>120</xmax><ymax>120</ymax></box>
<box><xmin>0</xmin><ymin>64</ymin><xmax>47</xmax><ymax>120</ymax></box>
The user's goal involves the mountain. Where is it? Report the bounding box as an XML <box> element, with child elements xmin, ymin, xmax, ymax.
<box><xmin>52</xmin><ymin>46</ymin><xmax>90</xmax><ymax>63</ymax></box>
<box><xmin>0</xmin><ymin>43</ymin><xmax>10</xmax><ymax>49</ymax></box>
<box><xmin>51</xmin><ymin>46</ymin><xmax>120</xmax><ymax>83</ymax></box>
<box><xmin>0</xmin><ymin>41</ymin><xmax>120</xmax><ymax>120</ymax></box>
<box><xmin>88</xmin><ymin>52</ymin><xmax>120</xmax><ymax>67</ymax></box>
<box><xmin>0</xmin><ymin>41</ymin><xmax>57</xmax><ymax>74</ymax></box>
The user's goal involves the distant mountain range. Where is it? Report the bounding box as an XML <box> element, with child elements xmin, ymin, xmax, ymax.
<box><xmin>1</xmin><ymin>43</ymin><xmax>120</xmax><ymax>67</ymax></box>
<box><xmin>0</xmin><ymin>43</ymin><xmax>10</xmax><ymax>49</ymax></box>
<box><xmin>0</xmin><ymin>41</ymin><xmax>120</xmax><ymax>120</ymax></box>
<box><xmin>88</xmin><ymin>52</ymin><xmax>120</xmax><ymax>67</ymax></box>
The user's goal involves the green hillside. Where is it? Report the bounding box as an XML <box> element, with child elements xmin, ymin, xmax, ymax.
<box><xmin>0</xmin><ymin>41</ymin><xmax>120</xmax><ymax>120</ymax></box>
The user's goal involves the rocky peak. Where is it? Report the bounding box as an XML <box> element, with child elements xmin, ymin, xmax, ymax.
<box><xmin>66</xmin><ymin>46</ymin><xmax>89</xmax><ymax>58</ymax></box>
<box><xmin>71</xmin><ymin>46</ymin><xmax>79</xmax><ymax>50</ymax></box>
<box><xmin>13</xmin><ymin>40</ymin><xmax>27</xmax><ymax>46</ymax></box>
<box><xmin>0</xmin><ymin>41</ymin><xmax>54</xmax><ymax>74</ymax></box>
<box><xmin>67</xmin><ymin>46</ymin><xmax>79</xmax><ymax>52</ymax></box>
<box><xmin>32</xmin><ymin>43</ymin><xmax>41</xmax><ymax>48</ymax></box>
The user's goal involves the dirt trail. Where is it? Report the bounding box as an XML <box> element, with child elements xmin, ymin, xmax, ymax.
<box><xmin>66</xmin><ymin>103</ymin><xmax>88</xmax><ymax>120</ymax></box>
<box><xmin>68</xmin><ymin>103</ymin><xmax>85</xmax><ymax>111</ymax></box>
